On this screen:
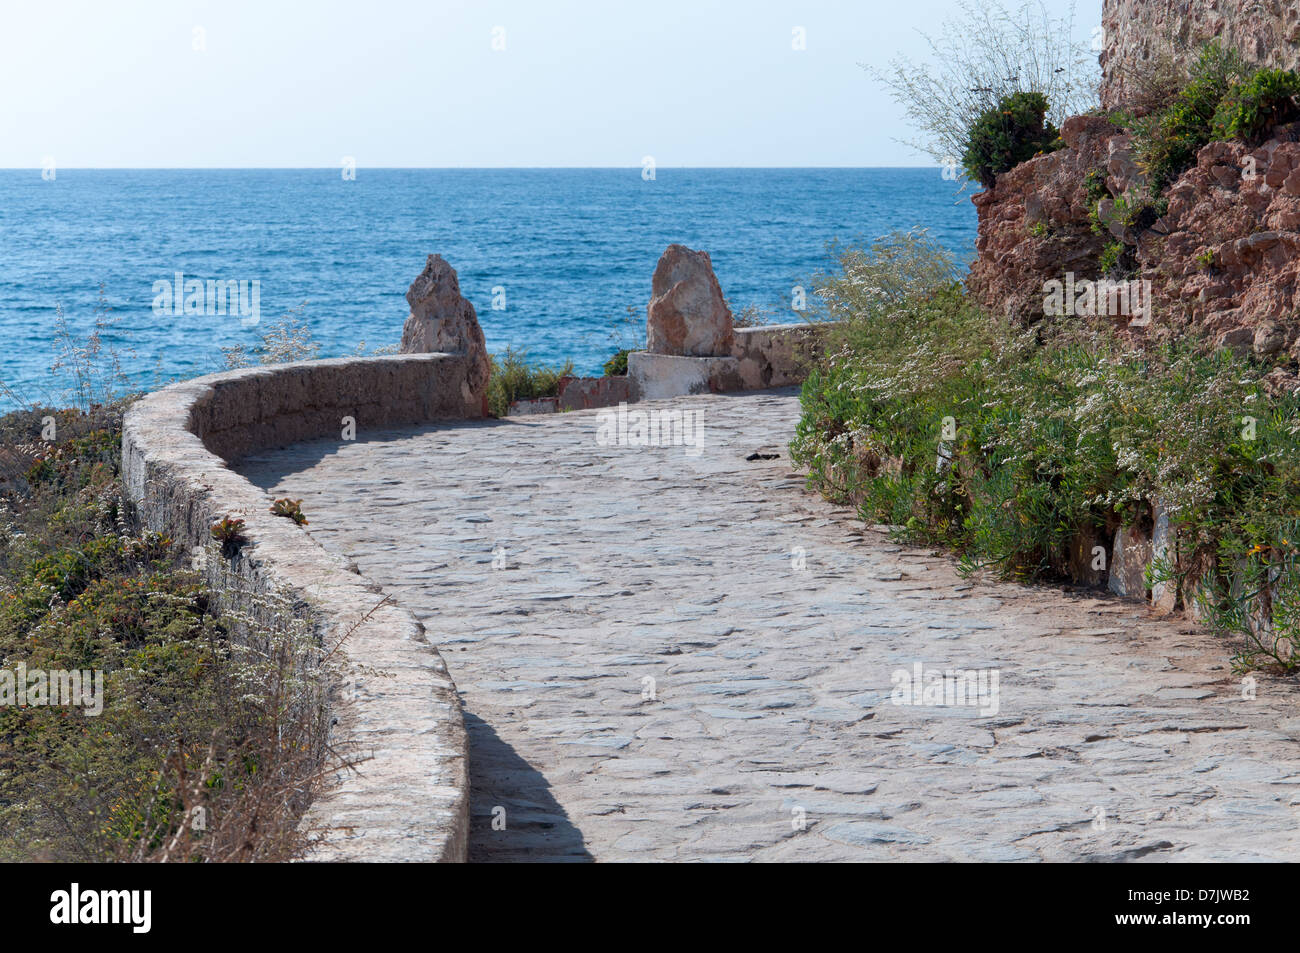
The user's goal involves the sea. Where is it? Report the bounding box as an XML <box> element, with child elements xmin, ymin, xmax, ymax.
<box><xmin>0</xmin><ymin>168</ymin><xmax>976</xmax><ymax>409</ymax></box>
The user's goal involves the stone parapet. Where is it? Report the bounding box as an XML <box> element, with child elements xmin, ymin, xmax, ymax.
<box><xmin>122</xmin><ymin>353</ymin><xmax>480</xmax><ymax>862</ymax></box>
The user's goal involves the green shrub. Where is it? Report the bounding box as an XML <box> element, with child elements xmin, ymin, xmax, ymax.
<box><xmin>604</xmin><ymin>349</ymin><xmax>632</xmax><ymax>376</ymax></box>
<box><xmin>1211</xmin><ymin>67</ymin><xmax>1300</xmax><ymax>142</ymax></box>
<box><xmin>1132</xmin><ymin>43</ymin><xmax>1248</xmax><ymax>190</ymax></box>
<box><xmin>1098</xmin><ymin>240</ymin><xmax>1124</xmax><ymax>274</ymax></box>
<box><xmin>872</xmin><ymin>0</ymin><xmax>1099</xmax><ymax>170</ymax></box>
<box><xmin>1126</xmin><ymin>49</ymin><xmax>1300</xmax><ymax>193</ymax></box>
<box><xmin>793</xmin><ymin>232</ymin><xmax>1300</xmax><ymax>671</ymax></box>
<box><xmin>487</xmin><ymin>348</ymin><xmax>574</xmax><ymax>417</ymax></box>
<box><xmin>0</xmin><ymin>567</ymin><xmax>330</xmax><ymax>861</ymax></box>
<box><xmin>961</xmin><ymin>91</ymin><xmax>1061</xmax><ymax>188</ymax></box>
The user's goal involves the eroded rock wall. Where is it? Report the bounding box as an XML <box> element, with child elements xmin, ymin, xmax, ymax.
<box><xmin>1143</xmin><ymin>132</ymin><xmax>1300</xmax><ymax>361</ymax></box>
<box><xmin>967</xmin><ymin>115</ymin><xmax>1121</xmax><ymax>323</ymax></box>
<box><xmin>967</xmin><ymin>109</ymin><xmax>1300</xmax><ymax>377</ymax></box>
<box><xmin>1101</xmin><ymin>0</ymin><xmax>1300</xmax><ymax>110</ymax></box>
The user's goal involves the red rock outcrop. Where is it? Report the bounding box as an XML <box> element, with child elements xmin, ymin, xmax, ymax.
<box><xmin>1137</xmin><ymin>133</ymin><xmax>1300</xmax><ymax>360</ymax></box>
<box><xmin>967</xmin><ymin>113</ymin><xmax>1300</xmax><ymax>372</ymax></box>
<box><xmin>966</xmin><ymin>115</ymin><xmax>1120</xmax><ymax>324</ymax></box>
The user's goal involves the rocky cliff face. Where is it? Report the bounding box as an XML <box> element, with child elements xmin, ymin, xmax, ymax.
<box><xmin>1101</xmin><ymin>0</ymin><xmax>1300</xmax><ymax>110</ymax></box>
<box><xmin>967</xmin><ymin>115</ymin><xmax>1119</xmax><ymax>324</ymax></box>
<box><xmin>967</xmin><ymin>112</ymin><xmax>1300</xmax><ymax>380</ymax></box>
<box><xmin>1148</xmin><ymin>132</ymin><xmax>1300</xmax><ymax>362</ymax></box>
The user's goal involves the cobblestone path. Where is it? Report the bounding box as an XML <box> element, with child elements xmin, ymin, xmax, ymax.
<box><xmin>239</xmin><ymin>388</ymin><xmax>1300</xmax><ymax>862</ymax></box>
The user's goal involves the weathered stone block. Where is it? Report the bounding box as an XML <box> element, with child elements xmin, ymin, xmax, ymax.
<box><xmin>509</xmin><ymin>397</ymin><xmax>558</xmax><ymax>415</ymax></box>
<box><xmin>730</xmin><ymin>323</ymin><xmax>829</xmax><ymax>388</ymax></box>
<box><xmin>1150</xmin><ymin>502</ymin><xmax>1177</xmax><ymax>612</ymax></box>
<box><xmin>1108</xmin><ymin>523</ymin><xmax>1152</xmax><ymax>600</ymax></box>
<box><xmin>556</xmin><ymin>374</ymin><xmax>631</xmax><ymax>411</ymax></box>
<box><xmin>628</xmin><ymin>351</ymin><xmax>741</xmax><ymax>401</ymax></box>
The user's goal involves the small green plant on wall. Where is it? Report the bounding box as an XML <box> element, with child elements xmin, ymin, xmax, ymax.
<box><xmin>210</xmin><ymin>516</ymin><xmax>247</xmax><ymax>557</ymax></box>
<box><xmin>603</xmin><ymin>349</ymin><xmax>631</xmax><ymax>376</ymax></box>
<box><xmin>1099</xmin><ymin>241</ymin><xmax>1124</xmax><ymax>275</ymax></box>
<box><xmin>1211</xmin><ymin>67</ymin><xmax>1300</xmax><ymax>142</ymax></box>
<box><xmin>270</xmin><ymin>498</ymin><xmax>308</xmax><ymax>526</ymax></box>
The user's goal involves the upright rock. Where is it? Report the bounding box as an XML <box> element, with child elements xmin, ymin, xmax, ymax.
<box><xmin>400</xmin><ymin>255</ymin><xmax>490</xmax><ymax>409</ymax></box>
<box><xmin>646</xmin><ymin>245</ymin><xmax>735</xmax><ymax>356</ymax></box>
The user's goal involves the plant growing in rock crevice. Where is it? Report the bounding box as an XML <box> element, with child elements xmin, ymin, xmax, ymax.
<box><xmin>1098</xmin><ymin>240</ymin><xmax>1126</xmax><ymax>277</ymax></box>
<box><xmin>603</xmin><ymin>349</ymin><xmax>631</xmax><ymax>376</ymax></box>
<box><xmin>1211</xmin><ymin>68</ymin><xmax>1300</xmax><ymax>143</ymax></box>
<box><xmin>1131</xmin><ymin>43</ymin><xmax>1249</xmax><ymax>190</ymax></box>
<box><xmin>210</xmin><ymin>516</ymin><xmax>247</xmax><ymax>557</ymax></box>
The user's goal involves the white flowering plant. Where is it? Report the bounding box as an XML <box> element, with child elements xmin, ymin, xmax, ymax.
<box><xmin>792</xmin><ymin>231</ymin><xmax>1300</xmax><ymax>670</ymax></box>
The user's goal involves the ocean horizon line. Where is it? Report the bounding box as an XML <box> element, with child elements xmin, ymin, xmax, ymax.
<box><xmin>0</xmin><ymin>164</ymin><xmax>945</xmax><ymax>172</ymax></box>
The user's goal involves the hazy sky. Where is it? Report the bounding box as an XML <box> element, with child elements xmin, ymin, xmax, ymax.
<box><xmin>2</xmin><ymin>0</ymin><xmax>1101</xmax><ymax>168</ymax></box>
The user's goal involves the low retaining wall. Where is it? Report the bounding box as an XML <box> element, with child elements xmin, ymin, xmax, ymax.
<box><xmin>628</xmin><ymin>322</ymin><xmax>835</xmax><ymax>402</ymax></box>
<box><xmin>506</xmin><ymin>324</ymin><xmax>834</xmax><ymax>416</ymax></box>
<box><xmin>505</xmin><ymin>375</ymin><xmax>632</xmax><ymax>416</ymax></box>
<box><xmin>557</xmin><ymin>374</ymin><xmax>630</xmax><ymax>411</ymax></box>
<box><xmin>627</xmin><ymin>353</ymin><xmax>740</xmax><ymax>401</ymax></box>
<box><xmin>121</xmin><ymin>353</ymin><xmax>482</xmax><ymax>863</ymax></box>
<box><xmin>731</xmin><ymin>322</ymin><xmax>831</xmax><ymax>388</ymax></box>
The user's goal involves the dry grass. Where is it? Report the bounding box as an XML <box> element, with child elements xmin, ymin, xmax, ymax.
<box><xmin>0</xmin><ymin>403</ymin><xmax>358</xmax><ymax>862</ymax></box>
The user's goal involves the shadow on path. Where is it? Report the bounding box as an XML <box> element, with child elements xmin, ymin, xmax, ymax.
<box><xmin>238</xmin><ymin>417</ymin><xmax>519</xmax><ymax>487</ymax></box>
<box><xmin>463</xmin><ymin>710</ymin><xmax>592</xmax><ymax>863</ymax></box>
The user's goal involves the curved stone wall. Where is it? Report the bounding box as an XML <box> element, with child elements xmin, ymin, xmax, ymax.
<box><xmin>121</xmin><ymin>353</ymin><xmax>483</xmax><ymax>862</ymax></box>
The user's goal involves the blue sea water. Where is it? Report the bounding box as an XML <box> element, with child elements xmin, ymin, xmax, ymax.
<box><xmin>0</xmin><ymin>169</ymin><xmax>976</xmax><ymax>408</ymax></box>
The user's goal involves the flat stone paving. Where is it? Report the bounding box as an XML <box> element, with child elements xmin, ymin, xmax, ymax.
<box><xmin>239</xmin><ymin>388</ymin><xmax>1300</xmax><ymax>862</ymax></box>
